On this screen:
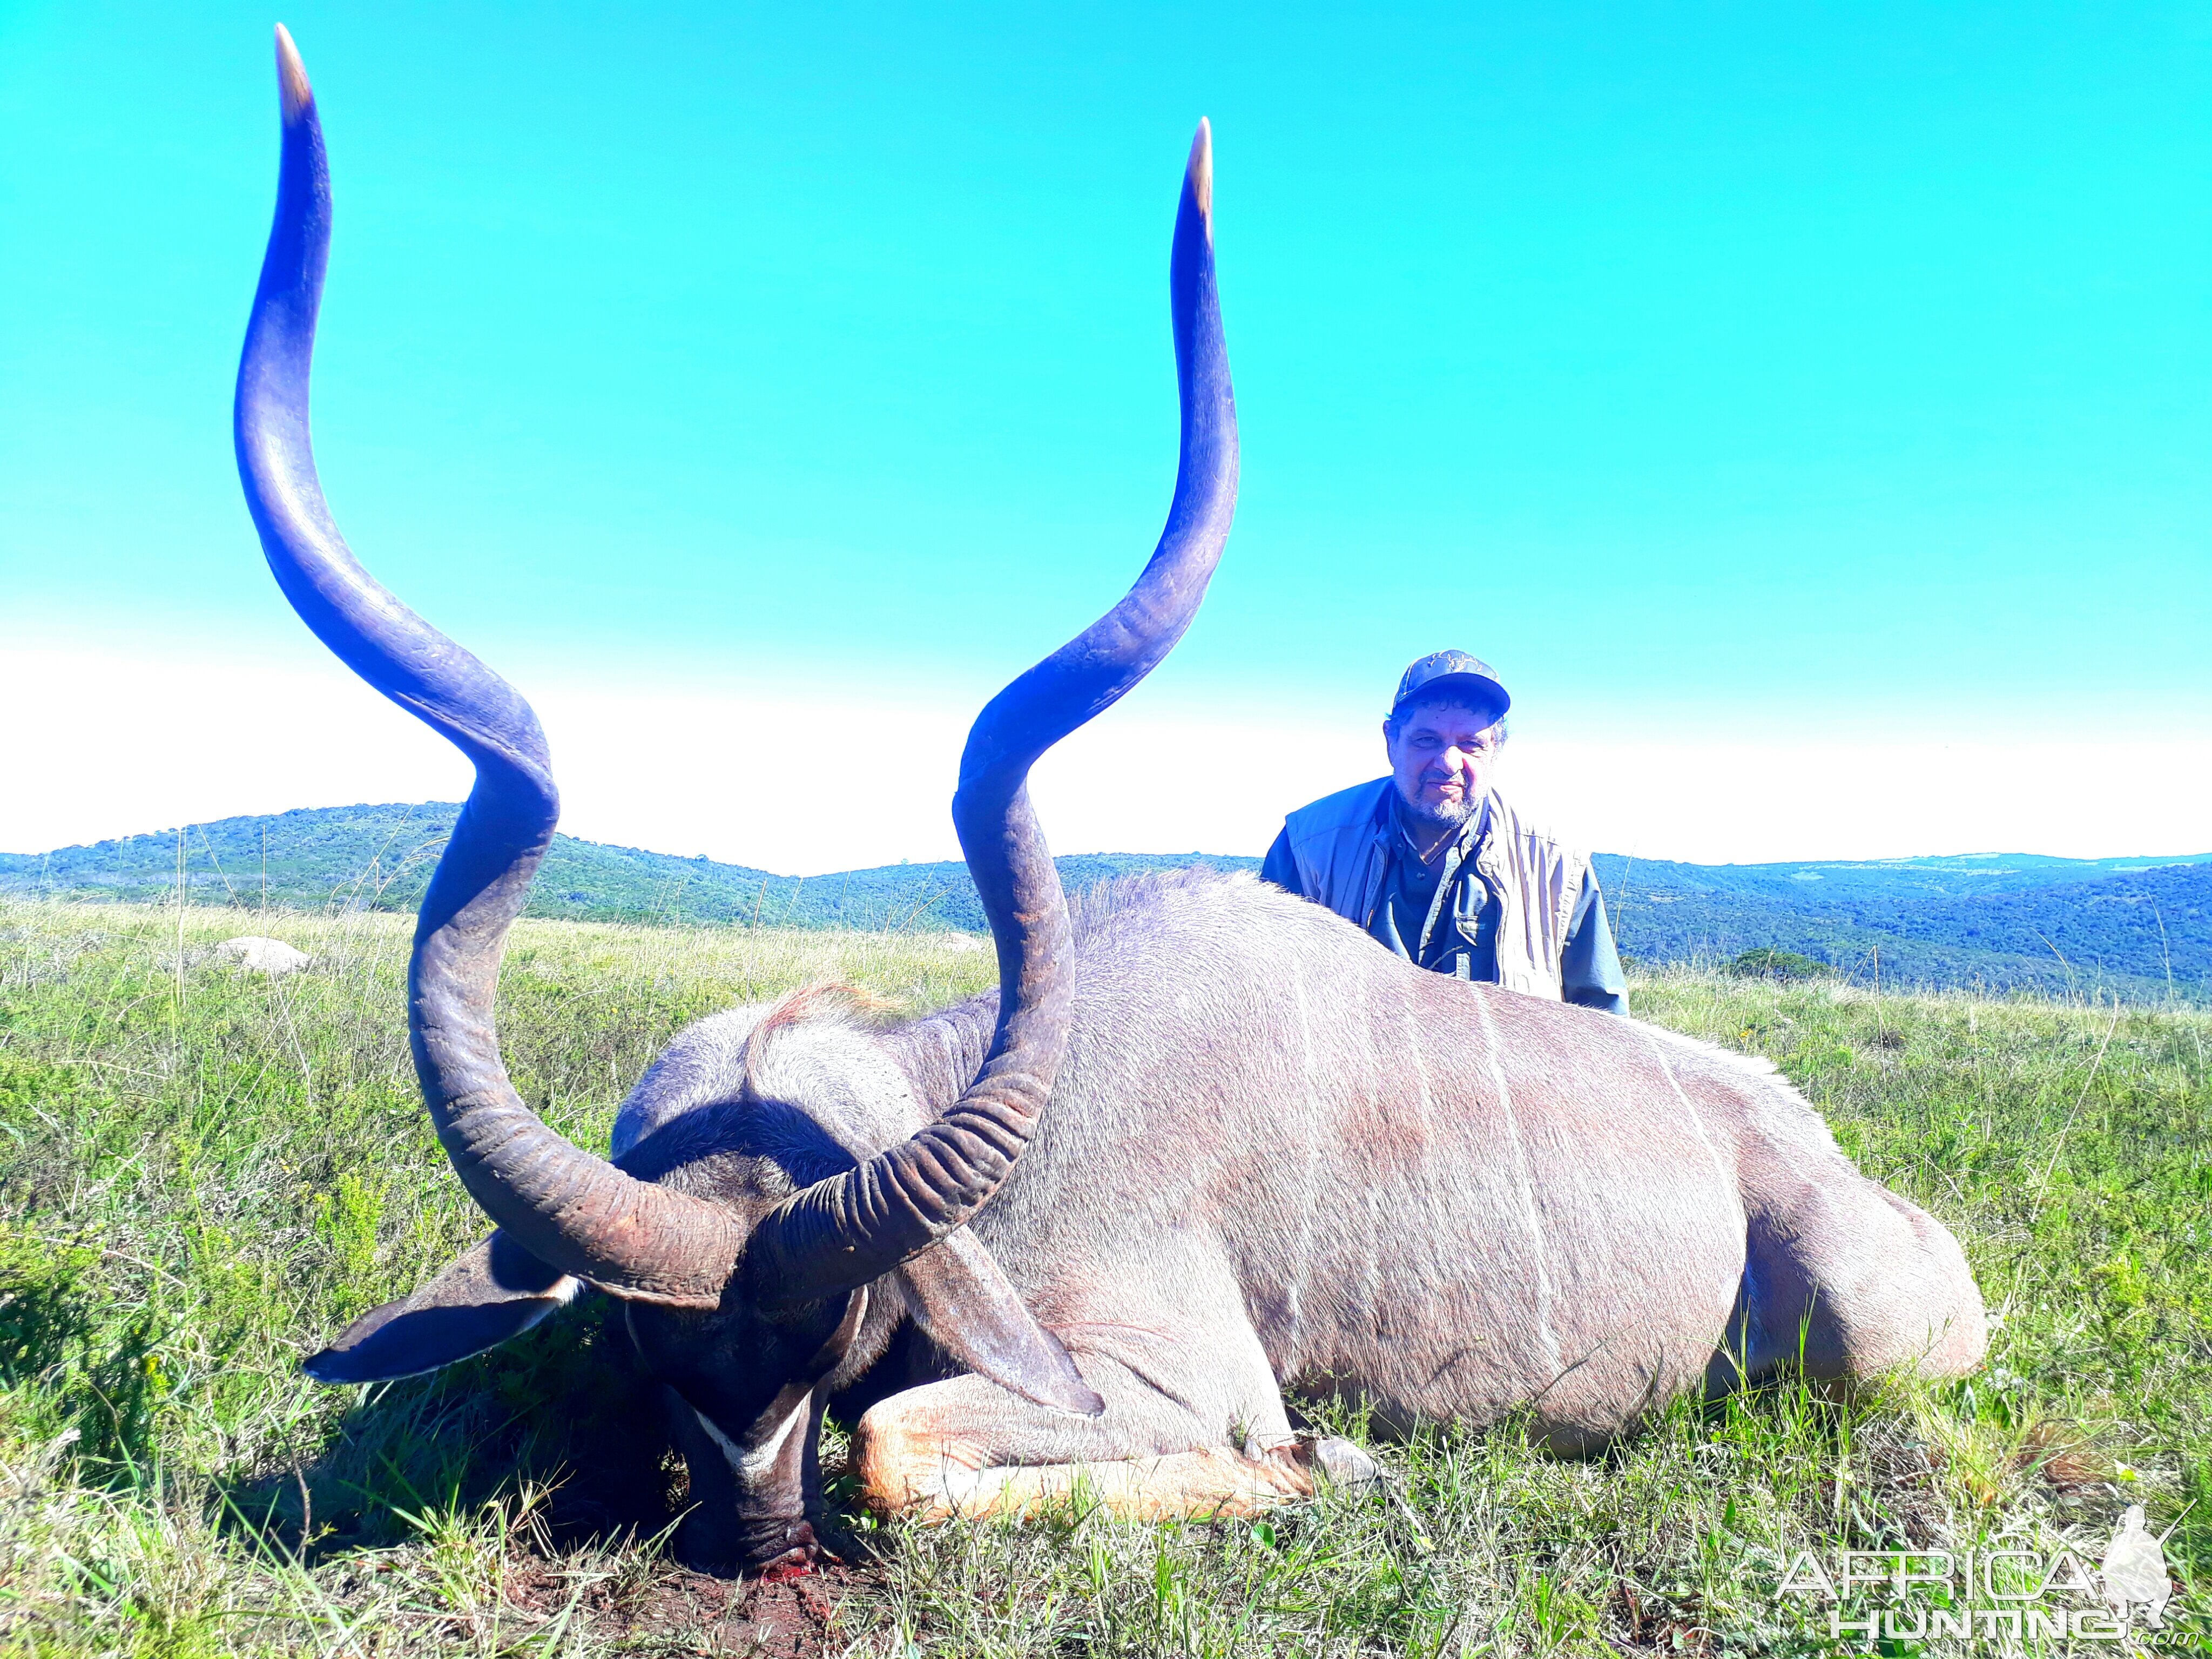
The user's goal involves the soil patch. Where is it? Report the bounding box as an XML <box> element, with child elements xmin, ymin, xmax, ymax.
<box><xmin>502</xmin><ymin>1554</ymin><xmax>865</xmax><ymax>1657</ymax></box>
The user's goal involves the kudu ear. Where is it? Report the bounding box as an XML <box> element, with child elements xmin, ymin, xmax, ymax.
<box><xmin>897</xmin><ymin>1229</ymin><xmax>1104</xmax><ymax>1417</ymax></box>
<box><xmin>303</xmin><ymin>1232</ymin><xmax>581</xmax><ymax>1385</ymax></box>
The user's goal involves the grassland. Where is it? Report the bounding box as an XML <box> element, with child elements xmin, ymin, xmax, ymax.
<box><xmin>0</xmin><ymin>898</ymin><xmax>2204</xmax><ymax>1655</ymax></box>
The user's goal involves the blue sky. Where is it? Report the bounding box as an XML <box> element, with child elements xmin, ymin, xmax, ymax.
<box><xmin>4</xmin><ymin>3</ymin><xmax>2210</xmax><ymax>868</ymax></box>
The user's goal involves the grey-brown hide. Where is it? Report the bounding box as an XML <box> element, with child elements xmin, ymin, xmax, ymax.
<box><xmin>611</xmin><ymin>991</ymin><xmax>1067</xmax><ymax>1399</ymax></box>
<box><xmin>605</xmin><ymin>867</ymin><xmax>1982</xmax><ymax>1534</ymax></box>
<box><xmin>990</xmin><ymin>873</ymin><xmax>1984</xmax><ymax>1441</ymax></box>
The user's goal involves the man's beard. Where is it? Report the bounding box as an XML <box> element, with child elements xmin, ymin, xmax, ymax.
<box><xmin>1400</xmin><ymin>790</ymin><xmax>1475</xmax><ymax>831</ymax></box>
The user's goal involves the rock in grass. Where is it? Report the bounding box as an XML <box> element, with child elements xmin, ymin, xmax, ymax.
<box><xmin>213</xmin><ymin>936</ymin><xmax>313</xmax><ymax>976</ymax></box>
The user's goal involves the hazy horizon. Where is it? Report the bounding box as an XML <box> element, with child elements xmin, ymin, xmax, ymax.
<box><xmin>11</xmin><ymin>787</ymin><xmax>2208</xmax><ymax>882</ymax></box>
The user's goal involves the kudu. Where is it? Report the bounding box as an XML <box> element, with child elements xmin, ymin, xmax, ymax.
<box><xmin>246</xmin><ymin>29</ymin><xmax>1986</xmax><ymax>1575</ymax></box>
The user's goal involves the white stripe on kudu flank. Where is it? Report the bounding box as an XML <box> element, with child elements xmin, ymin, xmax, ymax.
<box><xmin>1402</xmin><ymin>1009</ymin><xmax>1437</xmax><ymax>1141</ymax></box>
<box><xmin>1403</xmin><ymin>1008</ymin><xmax>1452</xmax><ymax>1246</ymax></box>
<box><xmin>1641</xmin><ymin>1030</ymin><xmax>1736</xmax><ymax>1193</ymax></box>
<box><xmin>1641</xmin><ymin>1030</ymin><xmax>1749</xmax><ymax>1306</ymax></box>
<box><xmin>1284</xmin><ymin>967</ymin><xmax>1326</xmax><ymax>1372</ymax></box>
<box><xmin>1468</xmin><ymin>990</ymin><xmax>1564</xmax><ymax>1375</ymax></box>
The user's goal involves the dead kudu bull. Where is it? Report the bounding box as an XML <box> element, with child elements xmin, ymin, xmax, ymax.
<box><xmin>244</xmin><ymin>29</ymin><xmax>1985</xmax><ymax>1575</ymax></box>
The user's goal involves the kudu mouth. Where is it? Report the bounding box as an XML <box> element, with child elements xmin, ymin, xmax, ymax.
<box><xmin>237</xmin><ymin>28</ymin><xmax>1237</xmax><ymax>1313</ymax></box>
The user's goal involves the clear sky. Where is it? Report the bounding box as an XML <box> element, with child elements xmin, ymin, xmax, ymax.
<box><xmin>4</xmin><ymin>3</ymin><xmax>2209</xmax><ymax>873</ymax></box>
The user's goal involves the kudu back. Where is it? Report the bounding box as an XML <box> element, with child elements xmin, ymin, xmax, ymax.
<box><xmin>242</xmin><ymin>29</ymin><xmax>1983</xmax><ymax>1573</ymax></box>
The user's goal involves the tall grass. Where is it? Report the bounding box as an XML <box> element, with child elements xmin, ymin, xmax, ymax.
<box><xmin>1</xmin><ymin>899</ymin><xmax>2203</xmax><ymax>1655</ymax></box>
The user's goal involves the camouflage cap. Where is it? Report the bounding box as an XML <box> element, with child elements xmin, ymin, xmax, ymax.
<box><xmin>1391</xmin><ymin>649</ymin><xmax>1510</xmax><ymax>723</ymax></box>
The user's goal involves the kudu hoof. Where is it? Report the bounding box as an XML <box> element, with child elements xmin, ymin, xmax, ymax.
<box><xmin>1307</xmin><ymin>1436</ymin><xmax>1382</xmax><ymax>1491</ymax></box>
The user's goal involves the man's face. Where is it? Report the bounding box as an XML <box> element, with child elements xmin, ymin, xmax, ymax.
<box><xmin>1384</xmin><ymin>699</ymin><xmax>1501</xmax><ymax>829</ymax></box>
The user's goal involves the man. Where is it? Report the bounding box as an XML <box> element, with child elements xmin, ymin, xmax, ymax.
<box><xmin>1260</xmin><ymin>650</ymin><xmax>1629</xmax><ymax>1015</ymax></box>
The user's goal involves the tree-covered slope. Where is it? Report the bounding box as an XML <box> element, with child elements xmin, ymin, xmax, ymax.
<box><xmin>0</xmin><ymin>804</ymin><xmax>1260</xmax><ymax>933</ymax></box>
<box><xmin>5</xmin><ymin>804</ymin><xmax>2204</xmax><ymax>998</ymax></box>
<box><xmin>1592</xmin><ymin>851</ymin><xmax>2211</xmax><ymax>999</ymax></box>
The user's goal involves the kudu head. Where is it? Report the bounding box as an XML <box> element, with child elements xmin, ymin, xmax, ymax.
<box><xmin>241</xmin><ymin>27</ymin><xmax>1235</xmax><ymax>1572</ymax></box>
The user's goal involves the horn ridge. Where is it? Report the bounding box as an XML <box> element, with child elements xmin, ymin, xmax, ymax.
<box><xmin>753</xmin><ymin>120</ymin><xmax>1237</xmax><ymax>1305</ymax></box>
<box><xmin>235</xmin><ymin>28</ymin><xmax>744</xmax><ymax>1307</ymax></box>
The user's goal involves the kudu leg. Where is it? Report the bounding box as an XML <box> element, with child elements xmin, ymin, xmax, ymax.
<box><xmin>853</xmin><ymin>1349</ymin><xmax>1355</xmax><ymax>1522</ymax></box>
<box><xmin>1717</xmin><ymin>1166</ymin><xmax>1987</xmax><ymax>1390</ymax></box>
<box><xmin>873</xmin><ymin>1438</ymin><xmax>1309</xmax><ymax>1523</ymax></box>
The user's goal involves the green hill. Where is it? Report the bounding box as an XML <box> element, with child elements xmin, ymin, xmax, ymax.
<box><xmin>5</xmin><ymin>803</ymin><xmax>2206</xmax><ymax>1000</ymax></box>
<box><xmin>0</xmin><ymin>803</ymin><xmax>1259</xmax><ymax>934</ymax></box>
<box><xmin>1593</xmin><ymin>851</ymin><xmax>2212</xmax><ymax>1000</ymax></box>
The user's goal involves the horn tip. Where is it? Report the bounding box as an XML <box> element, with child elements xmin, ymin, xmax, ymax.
<box><xmin>1186</xmin><ymin>118</ymin><xmax>1213</xmax><ymax>220</ymax></box>
<box><xmin>274</xmin><ymin>23</ymin><xmax>313</xmax><ymax>124</ymax></box>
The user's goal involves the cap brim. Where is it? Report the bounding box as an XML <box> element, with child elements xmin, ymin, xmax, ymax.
<box><xmin>1392</xmin><ymin>673</ymin><xmax>1509</xmax><ymax>723</ymax></box>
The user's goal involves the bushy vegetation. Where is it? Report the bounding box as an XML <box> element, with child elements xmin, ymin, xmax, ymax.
<box><xmin>1602</xmin><ymin>857</ymin><xmax>2210</xmax><ymax>1003</ymax></box>
<box><xmin>1727</xmin><ymin>948</ymin><xmax>1832</xmax><ymax>983</ymax></box>
<box><xmin>0</xmin><ymin>804</ymin><xmax>1261</xmax><ymax>938</ymax></box>
<box><xmin>9</xmin><ymin>803</ymin><xmax>2206</xmax><ymax>1000</ymax></box>
<box><xmin>1</xmin><ymin>899</ymin><xmax>2204</xmax><ymax>1655</ymax></box>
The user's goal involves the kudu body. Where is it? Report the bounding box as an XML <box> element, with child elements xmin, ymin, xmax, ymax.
<box><xmin>244</xmin><ymin>30</ymin><xmax>1984</xmax><ymax>1574</ymax></box>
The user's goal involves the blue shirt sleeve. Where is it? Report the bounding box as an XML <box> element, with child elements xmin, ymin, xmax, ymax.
<box><xmin>1561</xmin><ymin>871</ymin><xmax>1630</xmax><ymax>1016</ymax></box>
<box><xmin>1259</xmin><ymin>826</ymin><xmax>1304</xmax><ymax>895</ymax></box>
